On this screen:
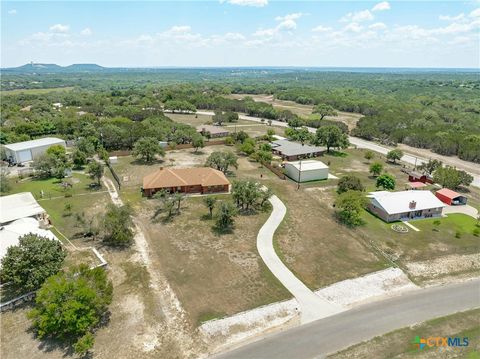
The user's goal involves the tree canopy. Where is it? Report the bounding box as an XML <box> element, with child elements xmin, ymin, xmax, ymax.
<box><xmin>28</xmin><ymin>265</ymin><xmax>113</xmax><ymax>355</ymax></box>
<box><xmin>0</xmin><ymin>234</ymin><xmax>66</xmax><ymax>292</ymax></box>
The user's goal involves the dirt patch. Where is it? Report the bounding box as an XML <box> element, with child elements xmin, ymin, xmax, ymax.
<box><xmin>405</xmin><ymin>253</ymin><xmax>480</xmax><ymax>281</ymax></box>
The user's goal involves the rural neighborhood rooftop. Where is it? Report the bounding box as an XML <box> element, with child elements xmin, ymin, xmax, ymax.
<box><xmin>0</xmin><ymin>217</ymin><xmax>58</xmax><ymax>263</ymax></box>
<box><xmin>196</xmin><ymin>125</ymin><xmax>229</xmax><ymax>136</ymax></box>
<box><xmin>286</xmin><ymin>160</ymin><xmax>329</xmax><ymax>171</ymax></box>
<box><xmin>271</xmin><ymin>139</ymin><xmax>326</xmax><ymax>157</ymax></box>
<box><xmin>143</xmin><ymin>167</ymin><xmax>230</xmax><ymax>190</ymax></box>
<box><xmin>367</xmin><ymin>190</ymin><xmax>446</xmax><ymax>215</ymax></box>
<box><xmin>0</xmin><ymin>192</ymin><xmax>46</xmax><ymax>224</ymax></box>
<box><xmin>2</xmin><ymin>137</ymin><xmax>65</xmax><ymax>152</ymax></box>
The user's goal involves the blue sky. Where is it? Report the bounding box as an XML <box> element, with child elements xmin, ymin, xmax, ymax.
<box><xmin>2</xmin><ymin>1</ymin><xmax>479</xmax><ymax>68</ymax></box>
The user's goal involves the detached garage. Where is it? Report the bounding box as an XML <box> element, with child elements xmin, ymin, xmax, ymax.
<box><xmin>2</xmin><ymin>137</ymin><xmax>66</xmax><ymax>164</ymax></box>
<box><xmin>284</xmin><ymin>160</ymin><xmax>329</xmax><ymax>183</ymax></box>
<box><xmin>435</xmin><ymin>188</ymin><xmax>467</xmax><ymax>206</ymax></box>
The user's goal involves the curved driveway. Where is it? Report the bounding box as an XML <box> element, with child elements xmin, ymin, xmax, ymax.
<box><xmin>258</xmin><ymin>195</ymin><xmax>343</xmax><ymax>324</ymax></box>
<box><xmin>214</xmin><ymin>278</ymin><xmax>480</xmax><ymax>359</ymax></box>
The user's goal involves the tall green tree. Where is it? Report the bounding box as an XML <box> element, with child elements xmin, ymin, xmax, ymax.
<box><xmin>376</xmin><ymin>173</ymin><xmax>396</xmax><ymax>190</ymax></box>
<box><xmin>386</xmin><ymin>149</ymin><xmax>403</xmax><ymax>164</ymax></box>
<box><xmin>337</xmin><ymin>175</ymin><xmax>365</xmax><ymax>194</ymax></box>
<box><xmin>215</xmin><ymin>201</ymin><xmax>238</xmax><ymax>231</ymax></box>
<box><xmin>369</xmin><ymin>162</ymin><xmax>384</xmax><ymax>177</ymax></box>
<box><xmin>28</xmin><ymin>265</ymin><xmax>113</xmax><ymax>355</ymax></box>
<box><xmin>133</xmin><ymin>137</ymin><xmax>164</xmax><ymax>162</ymax></box>
<box><xmin>433</xmin><ymin>166</ymin><xmax>473</xmax><ymax>189</ymax></box>
<box><xmin>205</xmin><ymin>151</ymin><xmax>238</xmax><ymax>173</ymax></box>
<box><xmin>313</xmin><ymin>104</ymin><xmax>338</xmax><ymax>120</ymax></box>
<box><xmin>0</xmin><ymin>234</ymin><xmax>66</xmax><ymax>292</ymax></box>
<box><xmin>314</xmin><ymin>125</ymin><xmax>349</xmax><ymax>152</ymax></box>
<box><xmin>102</xmin><ymin>204</ymin><xmax>134</xmax><ymax>246</ymax></box>
<box><xmin>334</xmin><ymin>190</ymin><xmax>367</xmax><ymax>227</ymax></box>
<box><xmin>204</xmin><ymin>196</ymin><xmax>217</xmax><ymax>218</ymax></box>
<box><xmin>87</xmin><ymin>161</ymin><xmax>104</xmax><ymax>186</ymax></box>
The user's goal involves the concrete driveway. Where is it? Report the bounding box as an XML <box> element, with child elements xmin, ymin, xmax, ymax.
<box><xmin>257</xmin><ymin>195</ymin><xmax>343</xmax><ymax>324</ymax></box>
<box><xmin>443</xmin><ymin>204</ymin><xmax>479</xmax><ymax>219</ymax></box>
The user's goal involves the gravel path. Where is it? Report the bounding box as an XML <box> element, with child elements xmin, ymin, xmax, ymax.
<box><xmin>257</xmin><ymin>195</ymin><xmax>343</xmax><ymax>324</ymax></box>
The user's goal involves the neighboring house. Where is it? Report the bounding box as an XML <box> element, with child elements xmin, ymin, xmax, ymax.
<box><xmin>435</xmin><ymin>188</ymin><xmax>468</xmax><ymax>206</ymax></box>
<box><xmin>284</xmin><ymin>160</ymin><xmax>329</xmax><ymax>183</ymax></box>
<box><xmin>0</xmin><ymin>192</ymin><xmax>47</xmax><ymax>225</ymax></box>
<box><xmin>142</xmin><ymin>167</ymin><xmax>230</xmax><ymax>196</ymax></box>
<box><xmin>405</xmin><ymin>181</ymin><xmax>427</xmax><ymax>190</ymax></box>
<box><xmin>2</xmin><ymin>137</ymin><xmax>66</xmax><ymax>164</ymax></box>
<box><xmin>271</xmin><ymin>139</ymin><xmax>326</xmax><ymax>161</ymax></box>
<box><xmin>0</xmin><ymin>217</ymin><xmax>58</xmax><ymax>263</ymax></box>
<box><xmin>408</xmin><ymin>171</ymin><xmax>433</xmax><ymax>184</ymax></box>
<box><xmin>367</xmin><ymin>190</ymin><xmax>446</xmax><ymax>222</ymax></box>
<box><xmin>196</xmin><ymin>125</ymin><xmax>229</xmax><ymax>138</ymax></box>
<box><xmin>0</xmin><ymin>193</ymin><xmax>55</xmax><ymax>263</ymax></box>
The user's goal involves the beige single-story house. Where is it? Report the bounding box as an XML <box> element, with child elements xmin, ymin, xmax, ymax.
<box><xmin>196</xmin><ymin>125</ymin><xmax>229</xmax><ymax>138</ymax></box>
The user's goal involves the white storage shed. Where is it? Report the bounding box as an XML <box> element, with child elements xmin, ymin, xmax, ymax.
<box><xmin>284</xmin><ymin>160</ymin><xmax>329</xmax><ymax>183</ymax></box>
<box><xmin>3</xmin><ymin>137</ymin><xmax>66</xmax><ymax>164</ymax></box>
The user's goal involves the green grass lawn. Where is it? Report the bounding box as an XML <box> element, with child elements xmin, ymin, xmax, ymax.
<box><xmin>4</xmin><ymin>172</ymin><xmax>95</xmax><ymax>200</ymax></box>
<box><xmin>359</xmin><ymin>211</ymin><xmax>479</xmax><ymax>263</ymax></box>
<box><xmin>3</xmin><ymin>173</ymin><xmax>110</xmax><ymax>239</ymax></box>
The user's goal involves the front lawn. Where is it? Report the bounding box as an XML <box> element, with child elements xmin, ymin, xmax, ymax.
<box><xmin>359</xmin><ymin>212</ymin><xmax>479</xmax><ymax>263</ymax></box>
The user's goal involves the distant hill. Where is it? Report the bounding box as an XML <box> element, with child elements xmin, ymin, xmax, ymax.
<box><xmin>2</xmin><ymin>63</ymin><xmax>105</xmax><ymax>73</ymax></box>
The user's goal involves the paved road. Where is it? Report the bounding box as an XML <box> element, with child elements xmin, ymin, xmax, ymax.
<box><xmin>214</xmin><ymin>278</ymin><xmax>480</xmax><ymax>359</ymax></box>
<box><xmin>195</xmin><ymin>111</ymin><xmax>480</xmax><ymax>188</ymax></box>
<box><xmin>258</xmin><ymin>195</ymin><xmax>342</xmax><ymax>324</ymax></box>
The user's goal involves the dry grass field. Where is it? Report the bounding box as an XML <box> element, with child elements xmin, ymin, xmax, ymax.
<box><xmin>226</xmin><ymin>93</ymin><xmax>363</xmax><ymax>131</ymax></box>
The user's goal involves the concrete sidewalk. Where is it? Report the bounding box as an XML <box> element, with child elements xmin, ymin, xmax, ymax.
<box><xmin>257</xmin><ymin>195</ymin><xmax>343</xmax><ymax>324</ymax></box>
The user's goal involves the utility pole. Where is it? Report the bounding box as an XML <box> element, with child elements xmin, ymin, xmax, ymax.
<box><xmin>297</xmin><ymin>159</ymin><xmax>302</xmax><ymax>190</ymax></box>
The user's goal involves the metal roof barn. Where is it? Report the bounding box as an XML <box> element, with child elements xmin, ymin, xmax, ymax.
<box><xmin>3</xmin><ymin>137</ymin><xmax>66</xmax><ymax>164</ymax></box>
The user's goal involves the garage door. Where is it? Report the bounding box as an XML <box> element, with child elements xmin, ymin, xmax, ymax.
<box><xmin>18</xmin><ymin>149</ymin><xmax>32</xmax><ymax>163</ymax></box>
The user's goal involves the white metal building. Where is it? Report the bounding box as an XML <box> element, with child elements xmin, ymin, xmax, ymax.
<box><xmin>2</xmin><ymin>137</ymin><xmax>66</xmax><ymax>164</ymax></box>
<box><xmin>0</xmin><ymin>192</ymin><xmax>47</xmax><ymax>225</ymax></box>
<box><xmin>0</xmin><ymin>217</ymin><xmax>58</xmax><ymax>263</ymax></box>
<box><xmin>284</xmin><ymin>160</ymin><xmax>329</xmax><ymax>183</ymax></box>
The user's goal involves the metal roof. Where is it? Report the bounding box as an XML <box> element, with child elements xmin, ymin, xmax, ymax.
<box><xmin>271</xmin><ymin>140</ymin><xmax>326</xmax><ymax>157</ymax></box>
<box><xmin>285</xmin><ymin>160</ymin><xmax>329</xmax><ymax>171</ymax></box>
<box><xmin>436</xmin><ymin>188</ymin><xmax>464</xmax><ymax>199</ymax></box>
<box><xmin>367</xmin><ymin>190</ymin><xmax>446</xmax><ymax>215</ymax></box>
<box><xmin>3</xmin><ymin>137</ymin><xmax>65</xmax><ymax>152</ymax></box>
<box><xmin>0</xmin><ymin>217</ymin><xmax>58</xmax><ymax>263</ymax></box>
<box><xmin>0</xmin><ymin>192</ymin><xmax>46</xmax><ymax>224</ymax></box>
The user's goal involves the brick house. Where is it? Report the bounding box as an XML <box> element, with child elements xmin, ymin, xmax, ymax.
<box><xmin>142</xmin><ymin>167</ymin><xmax>230</xmax><ymax>197</ymax></box>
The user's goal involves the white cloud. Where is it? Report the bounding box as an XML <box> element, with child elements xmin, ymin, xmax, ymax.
<box><xmin>254</xmin><ymin>13</ymin><xmax>304</xmax><ymax>37</ymax></box>
<box><xmin>369</xmin><ymin>22</ymin><xmax>387</xmax><ymax>30</ymax></box>
<box><xmin>80</xmin><ymin>28</ymin><xmax>92</xmax><ymax>36</ymax></box>
<box><xmin>8</xmin><ymin>9</ymin><xmax>17</xmax><ymax>15</ymax></box>
<box><xmin>344</xmin><ymin>22</ymin><xmax>363</xmax><ymax>33</ymax></box>
<box><xmin>221</xmin><ymin>0</ymin><xmax>268</xmax><ymax>7</ymax></box>
<box><xmin>439</xmin><ymin>13</ymin><xmax>464</xmax><ymax>21</ymax></box>
<box><xmin>341</xmin><ymin>10</ymin><xmax>374</xmax><ymax>23</ymax></box>
<box><xmin>470</xmin><ymin>8</ymin><xmax>480</xmax><ymax>18</ymax></box>
<box><xmin>49</xmin><ymin>24</ymin><xmax>70</xmax><ymax>33</ymax></box>
<box><xmin>312</xmin><ymin>25</ymin><xmax>332</xmax><ymax>33</ymax></box>
<box><xmin>166</xmin><ymin>25</ymin><xmax>192</xmax><ymax>33</ymax></box>
<box><xmin>372</xmin><ymin>2</ymin><xmax>390</xmax><ymax>12</ymax></box>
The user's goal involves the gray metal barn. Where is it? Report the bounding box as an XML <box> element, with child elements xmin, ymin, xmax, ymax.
<box><xmin>2</xmin><ymin>137</ymin><xmax>66</xmax><ymax>164</ymax></box>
